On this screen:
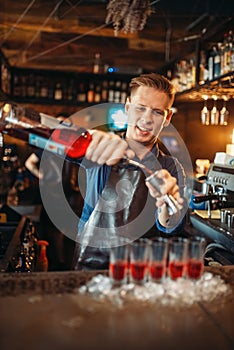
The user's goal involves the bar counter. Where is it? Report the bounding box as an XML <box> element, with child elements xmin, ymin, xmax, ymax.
<box><xmin>0</xmin><ymin>266</ymin><xmax>233</xmax><ymax>350</ymax></box>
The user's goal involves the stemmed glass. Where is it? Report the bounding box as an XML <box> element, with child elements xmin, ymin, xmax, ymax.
<box><xmin>210</xmin><ymin>95</ymin><xmax>219</xmax><ymax>125</ymax></box>
<box><xmin>200</xmin><ymin>95</ymin><xmax>210</xmax><ymax>125</ymax></box>
<box><xmin>219</xmin><ymin>96</ymin><xmax>229</xmax><ymax>126</ymax></box>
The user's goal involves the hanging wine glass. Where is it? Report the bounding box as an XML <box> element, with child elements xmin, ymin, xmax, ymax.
<box><xmin>219</xmin><ymin>96</ymin><xmax>229</xmax><ymax>126</ymax></box>
<box><xmin>200</xmin><ymin>95</ymin><xmax>210</xmax><ymax>125</ymax></box>
<box><xmin>210</xmin><ymin>95</ymin><xmax>219</xmax><ymax>125</ymax></box>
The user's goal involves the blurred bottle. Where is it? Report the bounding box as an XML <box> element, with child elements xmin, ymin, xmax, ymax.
<box><xmin>208</xmin><ymin>46</ymin><xmax>220</xmax><ymax>80</ymax></box>
<box><xmin>199</xmin><ymin>50</ymin><xmax>209</xmax><ymax>84</ymax></box>
<box><xmin>93</xmin><ymin>53</ymin><xmax>101</xmax><ymax>74</ymax></box>
<box><xmin>213</xmin><ymin>45</ymin><xmax>221</xmax><ymax>78</ymax></box>
<box><xmin>54</xmin><ymin>82</ymin><xmax>63</xmax><ymax>100</ymax></box>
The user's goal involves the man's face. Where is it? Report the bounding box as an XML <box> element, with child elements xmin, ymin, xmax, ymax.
<box><xmin>125</xmin><ymin>86</ymin><xmax>173</xmax><ymax>148</ymax></box>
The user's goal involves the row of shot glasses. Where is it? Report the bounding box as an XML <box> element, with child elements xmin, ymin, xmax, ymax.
<box><xmin>109</xmin><ymin>236</ymin><xmax>206</xmax><ymax>286</ymax></box>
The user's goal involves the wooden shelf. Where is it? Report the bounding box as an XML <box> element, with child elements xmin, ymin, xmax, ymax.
<box><xmin>176</xmin><ymin>72</ymin><xmax>234</xmax><ymax>102</ymax></box>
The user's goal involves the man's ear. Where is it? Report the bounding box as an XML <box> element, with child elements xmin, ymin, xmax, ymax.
<box><xmin>125</xmin><ymin>97</ymin><xmax>131</xmax><ymax>113</ymax></box>
<box><xmin>163</xmin><ymin>108</ymin><xmax>173</xmax><ymax>127</ymax></box>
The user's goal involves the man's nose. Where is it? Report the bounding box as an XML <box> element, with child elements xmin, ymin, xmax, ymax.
<box><xmin>141</xmin><ymin>108</ymin><xmax>153</xmax><ymax>122</ymax></box>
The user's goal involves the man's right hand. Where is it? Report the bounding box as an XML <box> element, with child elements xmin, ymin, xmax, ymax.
<box><xmin>85</xmin><ymin>130</ymin><xmax>134</xmax><ymax>165</ymax></box>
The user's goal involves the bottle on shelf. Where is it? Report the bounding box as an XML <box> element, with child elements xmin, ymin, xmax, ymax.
<box><xmin>26</xmin><ymin>74</ymin><xmax>35</xmax><ymax>98</ymax></box>
<box><xmin>108</xmin><ymin>80</ymin><xmax>115</xmax><ymax>102</ymax></box>
<box><xmin>40</xmin><ymin>78</ymin><xmax>49</xmax><ymax>98</ymax></box>
<box><xmin>213</xmin><ymin>46</ymin><xmax>221</xmax><ymax>79</ymax></box>
<box><xmin>94</xmin><ymin>83</ymin><xmax>101</xmax><ymax>103</ymax></box>
<box><xmin>207</xmin><ymin>47</ymin><xmax>213</xmax><ymax>81</ymax></box>
<box><xmin>77</xmin><ymin>83</ymin><xmax>87</xmax><ymax>103</ymax></box>
<box><xmin>120</xmin><ymin>81</ymin><xmax>128</xmax><ymax>103</ymax></box>
<box><xmin>87</xmin><ymin>82</ymin><xmax>95</xmax><ymax>103</ymax></box>
<box><xmin>93</xmin><ymin>52</ymin><xmax>101</xmax><ymax>74</ymax></box>
<box><xmin>66</xmin><ymin>79</ymin><xmax>75</xmax><ymax>101</ymax></box>
<box><xmin>54</xmin><ymin>82</ymin><xmax>63</xmax><ymax>100</ymax></box>
<box><xmin>13</xmin><ymin>75</ymin><xmax>22</xmax><ymax>97</ymax></box>
<box><xmin>199</xmin><ymin>50</ymin><xmax>209</xmax><ymax>85</ymax></box>
<box><xmin>101</xmin><ymin>80</ymin><xmax>108</xmax><ymax>102</ymax></box>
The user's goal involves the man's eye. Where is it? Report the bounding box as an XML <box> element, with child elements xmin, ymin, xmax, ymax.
<box><xmin>152</xmin><ymin>110</ymin><xmax>164</xmax><ymax>117</ymax></box>
<box><xmin>136</xmin><ymin>106</ymin><xmax>146</xmax><ymax>112</ymax></box>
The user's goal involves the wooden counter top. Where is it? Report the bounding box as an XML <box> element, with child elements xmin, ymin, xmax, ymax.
<box><xmin>0</xmin><ymin>267</ymin><xmax>233</xmax><ymax>350</ymax></box>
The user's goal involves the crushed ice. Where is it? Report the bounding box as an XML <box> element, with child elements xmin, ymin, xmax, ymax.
<box><xmin>78</xmin><ymin>272</ymin><xmax>231</xmax><ymax>307</ymax></box>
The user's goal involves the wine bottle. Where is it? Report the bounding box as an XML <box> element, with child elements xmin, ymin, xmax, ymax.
<box><xmin>0</xmin><ymin>103</ymin><xmax>92</xmax><ymax>159</ymax></box>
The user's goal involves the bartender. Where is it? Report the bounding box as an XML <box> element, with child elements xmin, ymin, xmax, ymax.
<box><xmin>71</xmin><ymin>72</ymin><xmax>187</xmax><ymax>270</ymax></box>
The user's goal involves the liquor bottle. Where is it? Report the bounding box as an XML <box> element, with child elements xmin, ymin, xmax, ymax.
<box><xmin>94</xmin><ymin>83</ymin><xmax>101</xmax><ymax>103</ymax></box>
<box><xmin>108</xmin><ymin>81</ymin><xmax>115</xmax><ymax>102</ymax></box>
<box><xmin>40</xmin><ymin>78</ymin><xmax>48</xmax><ymax>98</ymax></box>
<box><xmin>208</xmin><ymin>46</ymin><xmax>220</xmax><ymax>80</ymax></box>
<box><xmin>120</xmin><ymin>82</ymin><xmax>128</xmax><ymax>103</ymax></box>
<box><xmin>199</xmin><ymin>50</ymin><xmax>208</xmax><ymax>85</ymax></box>
<box><xmin>213</xmin><ymin>46</ymin><xmax>221</xmax><ymax>78</ymax></box>
<box><xmin>101</xmin><ymin>80</ymin><xmax>108</xmax><ymax>102</ymax></box>
<box><xmin>93</xmin><ymin>52</ymin><xmax>101</xmax><ymax>74</ymax></box>
<box><xmin>26</xmin><ymin>74</ymin><xmax>35</xmax><ymax>98</ymax></box>
<box><xmin>13</xmin><ymin>75</ymin><xmax>22</xmax><ymax>97</ymax></box>
<box><xmin>0</xmin><ymin>103</ymin><xmax>92</xmax><ymax>159</ymax></box>
<box><xmin>222</xmin><ymin>31</ymin><xmax>234</xmax><ymax>74</ymax></box>
<box><xmin>114</xmin><ymin>81</ymin><xmax>121</xmax><ymax>103</ymax></box>
<box><xmin>54</xmin><ymin>82</ymin><xmax>63</xmax><ymax>100</ymax></box>
<box><xmin>87</xmin><ymin>82</ymin><xmax>95</xmax><ymax>103</ymax></box>
<box><xmin>77</xmin><ymin>83</ymin><xmax>87</xmax><ymax>103</ymax></box>
<box><xmin>66</xmin><ymin>79</ymin><xmax>74</xmax><ymax>101</ymax></box>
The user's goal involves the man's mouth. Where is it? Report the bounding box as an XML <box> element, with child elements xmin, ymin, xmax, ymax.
<box><xmin>136</xmin><ymin>125</ymin><xmax>152</xmax><ymax>135</ymax></box>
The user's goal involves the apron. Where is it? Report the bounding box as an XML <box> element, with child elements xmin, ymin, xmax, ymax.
<box><xmin>73</xmin><ymin>163</ymin><xmax>157</xmax><ymax>270</ymax></box>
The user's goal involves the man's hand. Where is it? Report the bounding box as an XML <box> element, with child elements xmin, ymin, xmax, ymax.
<box><xmin>145</xmin><ymin>169</ymin><xmax>184</xmax><ymax>227</ymax></box>
<box><xmin>85</xmin><ymin>130</ymin><xmax>134</xmax><ymax>165</ymax></box>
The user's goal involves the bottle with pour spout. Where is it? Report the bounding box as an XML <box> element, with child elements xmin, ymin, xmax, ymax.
<box><xmin>0</xmin><ymin>102</ymin><xmax>92</xmax><ymax>159</ymax></box>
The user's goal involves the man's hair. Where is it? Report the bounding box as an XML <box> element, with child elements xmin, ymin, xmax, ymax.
<box><xmin>129</xmin><ymin>73</ymin><xmax>176</xmax><ymax>105</ymax></box>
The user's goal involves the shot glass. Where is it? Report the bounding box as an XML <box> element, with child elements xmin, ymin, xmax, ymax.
<box><xmin>148</xmin><ymin>237</ymin><xmax>168</xmax><ymax>283</ymax></box>
<box><xmin>187</xmin><ymin>236</ymin><xmax>206</xmax><ymax>280</ymax></box>
<box><xmin>109</xmin><ymin>240</ymin><xmax>129</xmax><ymax>286</ymax></box>
<box><xmin>129</xmin><ymin>239</ymin><xmax>149</xmax><ymax>285</ymax></box>
<box><xmin>168</xmin><ymin>237</ymin><xmax>188</xmax><ymax>280</ymax></box>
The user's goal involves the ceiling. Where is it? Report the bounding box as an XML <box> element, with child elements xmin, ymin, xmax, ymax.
<box><xmin>0</xmin><ymin>0</ymin><xmax>234</xmax><ymax>75</ymax></box>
